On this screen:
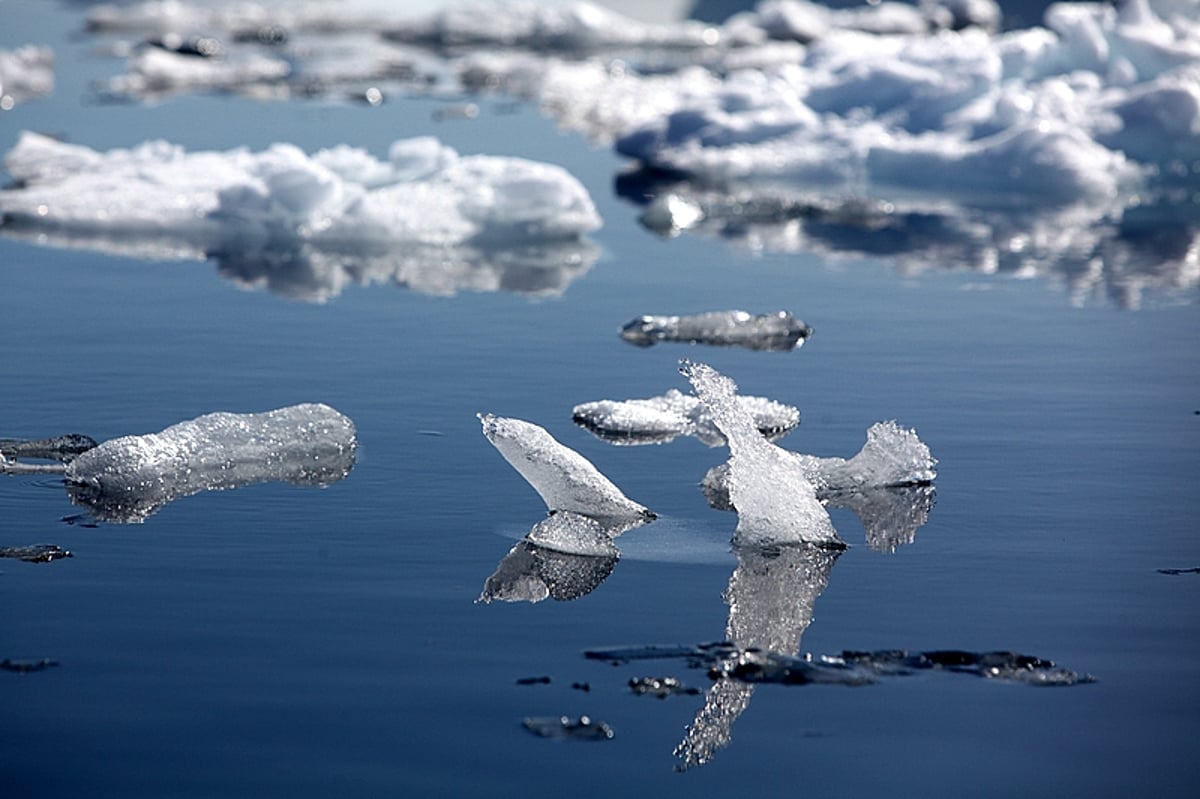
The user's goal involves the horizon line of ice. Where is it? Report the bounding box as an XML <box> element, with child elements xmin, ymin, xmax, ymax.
<box><xmin>64</xmin><ymin>402</ymin><xmax>357</xmax><ymax>523</ymax></box>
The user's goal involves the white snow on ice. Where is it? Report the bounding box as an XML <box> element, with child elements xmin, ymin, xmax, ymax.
<box><xmin>0</xmin><ymin>132</ymin><xmax>601</xmax><ymax>301</ymax></box>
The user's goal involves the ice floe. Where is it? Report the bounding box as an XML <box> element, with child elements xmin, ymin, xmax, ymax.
<box><xmin>619</xmin><ymin>310</ymin><xmax>812</xmax><ymax>351</ymax></box>
<box><xmin>573</xmin><ymin>387</ymin><xmax>800</xmax><ymax>446</ymax></box>
<box><xmin>62</xmin><ymin>403</ymin><xmax>357</xmax><ymax>522</ymax></box>
<box><xmin>0</xmin><ymin>132</ymin><xmax>601</xmax><ymax>301</ymax></box>
<box><xmin>0</xmin><ymin>46</ymin><xmax>55</xmax><ymax>110</ymax></box>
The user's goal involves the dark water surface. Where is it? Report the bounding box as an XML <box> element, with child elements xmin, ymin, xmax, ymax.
<box><xmin>3</xmin><ymin>2</ymin><xmax>1199</xmax><ymax>797</ymax></box>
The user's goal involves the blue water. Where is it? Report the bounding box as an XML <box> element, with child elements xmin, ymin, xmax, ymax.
<box><xmin>3</xmin><ymin>2</ymin><xmax>1199</xmax><ymax>796</ymax></box>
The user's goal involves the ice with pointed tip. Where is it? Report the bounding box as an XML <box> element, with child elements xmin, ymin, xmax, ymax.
<box><xmin>478</xmin><ymin>413</ymin><xmax>654</xmax><ymax>524</ymax></box>
<box><xmin>680</xmin><ymin>360</ymin><xmax>840</xmax><ymax>548</ymax></box>
<box><xmin>64</xmin><ymin>403</ymin><xmax>356</xmax><ymax>522</ymax></box>
<box><xmin>621</xmin><ymin>310</ymin><xmax>812</xmax><ymax>351</ymax></box>
<box><xmin>572</xmin><ymin>388</ymin><xmax>799</xmax><ymax>447</ymax></box>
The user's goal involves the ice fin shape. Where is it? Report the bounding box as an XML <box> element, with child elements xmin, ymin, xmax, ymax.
<box><xmin>64</xmin><ymin>403</ymin><xmax>356</xmax><ymax>522</ymax></box>
<box><xmin>478</xmin><ymin>413</ymin><xmax>654</xmax><ymax>524</ymax></box>
<box><xmin>621</xmin><ymin>310</ymin><xmax>812</xmax><ymax>351</ymax></box>
<box><xmin>680</xmin><ymin>361</ymin><xmax>840</xmax><ymax>548</ymax></box>
<box><xmin>572</xmin><ymin>388</ymin><xmax>799</xmax><ymax>447</ymax></box>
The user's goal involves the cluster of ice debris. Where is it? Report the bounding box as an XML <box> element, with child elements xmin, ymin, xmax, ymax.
<box><xmin>0</xmin><ymin>132</ymin><xmax>601</xmax><ymax>301</ymax></box>
<box><xmin>63</xmin><ymin>0</ymin><xmax>1197</xmax><ymax>306</ymax></box>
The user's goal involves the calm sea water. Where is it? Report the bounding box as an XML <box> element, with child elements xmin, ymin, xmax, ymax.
<box><xmin>3</xmin><ymin>2</ymin><xmax>1199</xmax><ymax>797</ymax></box>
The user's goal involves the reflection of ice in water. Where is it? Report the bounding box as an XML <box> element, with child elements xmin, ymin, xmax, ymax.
<box><xmin>478</xmin><ymin>513</ymin><xmax>620</xmax><ymax>604</ymax></box>
<box><xmin>573</xmin><ymin>387</ymin><xmax>800</xmax><ymax>447</ymax></box>
<box><xmin>477</xmin><ymin>414</ymin><xmax>656</xmax><ymax>603</ymax></box>
<box><xmin>676</xmin><ymin>541</ymin><xmax>840</xmax><ymax>770</ymax></box>
<box><xmin>0</xmin><ymin>133</ymin><xmax>601</xmax><ymax>302</ymax></box>
<box><xmin>681</xmin><ymin>360</ymin><xmax>841</xmax><ymax>548</ymax></box>
<box><xmin>64</xmin><ymin>403</ymin><xmax>356</xmax><ymax>523</ymax></box>
<box><xmin>619</xmin><ymin>310</ymin><xmax>812</xmax><ymax>351</ymax></box>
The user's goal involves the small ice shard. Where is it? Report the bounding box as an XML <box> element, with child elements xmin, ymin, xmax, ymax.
<box><xmin>621</xmin><ymin>311</ymin><xmax>812</xmax><ymax>351</ymax></box>
<box><xmin>0</xmin><ymin>434</ymin><xmax>97</xmax><ymax>462</ymax></box>
<box><xmin>64</xmin><ymin>403</ymin><xmax>356</xmax><ymax>523</ymax></box>
<box><xmin>629</xmin><ymin>676</ymin><xmax>701</xmax><ymax>698</ymax></box>
<box><xmin>477</xmin><ymin>521</ymin><xmax>619</xmax><ymax>604</ymax></box>
<box><xmin>681</xmin><ymin>360</ymin><xmax>841</xmax><ymax>548</ymax></box>
<box><xmin>478</xmin><ymin>413</ymin><xmax>654</xmax><ymax>524</ymax></box>
<box><xmin>572</xmin><ymin>388</ymin><xmax>799</xmax><ymax>447</ymax></box>
<box><xmin>0</xmin><ymin>544</ymin><xmax>73</xmax><ymax>563</ymax></box>
<box><xmin>521</xmin><ymin>715</ymin><xmax>614</xmax><ymax>741</ymax></box>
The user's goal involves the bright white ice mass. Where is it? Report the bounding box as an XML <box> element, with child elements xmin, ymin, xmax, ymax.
<box><xmin>0</xmin><ymin>132</ymin><xmax>601</xmax><ymax>301</ymax></box>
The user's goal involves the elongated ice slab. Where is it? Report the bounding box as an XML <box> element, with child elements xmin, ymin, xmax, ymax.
<box><xmin>0</xmin><ymin>133</ymin><xmax>600</xmax><ymax>301</ymax></box>
<box><xmin>478</xmin><ymin>413</ymin><xmax>654</xmax><ymax>524</ymax></box>
<box><xmin>681</xmin><ymin>360</ymin><xmax>840</xmax><ymax>548</ymax></box>
<box><xmin>0</xmin><ymin>434</ymin><xmax>97</xmax><ymax>462</ymax></box>
<box><xmin>64</xmin><ymin>403</ymin><xmax>356</xmax><ymax>522</ymax></box>
<box><xmin>621</xmin><ymin>311</ymin><xmax>812</xmax><ymax>351</ymax></box>
<box><xmin>521</xmin><ymin>715</ymin><xmax>613</xmax><ymax>741</ymax></box>
<box><xmin>572</xmin><ymin>388</ymin><xmax>799</xmax><ymax>447</ymax></box>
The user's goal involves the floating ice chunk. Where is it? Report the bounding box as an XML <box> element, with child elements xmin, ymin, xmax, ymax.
<box><xmin>572</xmin><ymin>388</ymin><xmax>799</xmax><ymax>447</ymax></box>
<box><xmin>521</xmin><ymin>715</ymin><xmax>614</xmax><ymax>741</ymax></box>
<box><xmin>0</xmin><ymin>132</ymin><xmax>600</xmax><ymax>301</ymax></box>
<box><xmin>0</xmin><ymin>46</ymin><xmax>54</xmax><ymax>108</ymax></box>
<box><xmin>620</xmin><ymin>310</ymin><xmax>812</xmax><ymax>351</ymax></box>
<box><xmin>681</xmin><ymin>361</ymin><xmax>840</xmax><ymax>548</ymax></box>
<box><xmin>478</xmin><ymin>413</ymin><xmax>654</xmax><ymax>524</ymax></box>
<box><xmin>705</xmin><ymin>419</ymin><xmax>937</xmax><ymax>496</ymax></box>
<box><xmin>64</xmin><ymin>403</ymin><xmax>356</xmax><ymax>523</ymax></box>
<box><xmin>0</xmin><ymin>434</ymin><xmax>97</xmax><ymax>463</ymax></box>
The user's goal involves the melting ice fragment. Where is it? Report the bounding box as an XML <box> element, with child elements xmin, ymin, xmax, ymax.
<box><xmin>521</xmin><ymin>715</ymin><xmax>614</xmax><ymax>741</ymax></box>
<box><xmin>478</xmin><ymin>413</ymin><xmax>654</xmax><ymax>525</ymax></box>
<box><xmin>63</xmin><ymin>403</ymin><xmax>356</xmax><ymax>523</ymax></box>
<box><xmin>680</xmin><ymin>360</ymin><xmax>840</xmax><ymax>548</ymax></box>
<box><xmin>572</xmin><ymin>388</ymin><xmax>799</xmax><ymax>447</ymax></box>
<box><xmin>0</xmin><ymin>46</ymin><xmax>54</xmax><ymax>108</ymax></box>
<box><xmin>621</xmin><ymin>310</ymin><xmax>812</xmax><ymax>351</ymax></box>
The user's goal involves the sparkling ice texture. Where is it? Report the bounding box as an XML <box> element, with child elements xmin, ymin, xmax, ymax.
<box><xmin>681</xmin><ymin>360</ymin><xmax>840</xmax><ymax>548</ymax></box>
<box><xmin>620</xmin><ymin>310</ymin><xmax>812</xmax><ymax>351</ymax></box>
<box><xmin>64</xmin><ymin>403</ymin><xmax>356</xmax><ymax>522</ymax></box>
<box><xmin>478</xmin><ymin>413</ymin><xmax>653</xmax><ymax>524</ymax></box>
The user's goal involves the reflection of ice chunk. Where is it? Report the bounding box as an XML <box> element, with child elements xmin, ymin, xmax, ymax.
<box><xmin>64</xmin><ymin>403</ymin><xmax>356</xmax><ymax>523</ymax></box>
<box><xmin>0</xmin><ymin>132</ymin><xmax>600</xmax><ymax>301</ymax></box>
<box><xmin>478</xmin><ymin>516</ymin><xmax>619</xmax><ymax>604</ymax></box>
<box><xmin>573</xmin><ymin>388</ymin><xmax>799</xmax><ymax>447</ymax></box>
<box><xmin>478</xmin><ymin>414</ymin><xmax>654</xmax><ymax>524</ymax></box>
<box><xmin>0</xmin><ymin>46</ymin><xmax>54</xmax><ymax>109</ymax></box>
<box><xmin>620</xmin><ymin>310</ymin><xmax>812</xmax><ymax>351</ymax></box>
<box><xmin>681</xmin><ymin>360</ymin><xmax>840</xmax><ymax>548</ymax></box>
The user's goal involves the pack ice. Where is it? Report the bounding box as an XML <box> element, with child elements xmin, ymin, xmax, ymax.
<box><xmin>64</xmin><ymin>403</ymin><xmax>357</xmax><ymax>522</ymax></box>
<box><xmin>0</xmin><ymin>132</ymin><xmax>601</xmax><ymax>301</ymax></box>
